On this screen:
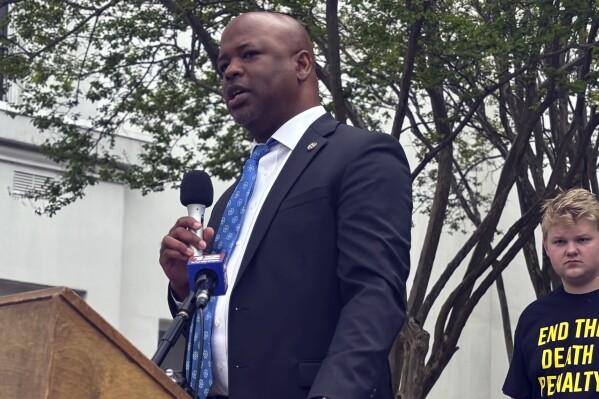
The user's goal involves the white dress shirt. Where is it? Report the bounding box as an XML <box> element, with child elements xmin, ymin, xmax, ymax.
<box><xmin>209</xmin><ymin>106</ymin><xmax>326</xmax><ymax>395</ymax></box>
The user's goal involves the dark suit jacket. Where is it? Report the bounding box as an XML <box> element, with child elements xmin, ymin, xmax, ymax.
<box><xmin>170</xmin><ymin>113</ymin><xmax>412</xmax><ymax>399</ymax></box>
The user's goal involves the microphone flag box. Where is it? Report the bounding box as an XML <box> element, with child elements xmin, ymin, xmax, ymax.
<box><xmin>187</xmin><ymin>253</ymin><xmax>227</xmax><ymax>296</ymax></box>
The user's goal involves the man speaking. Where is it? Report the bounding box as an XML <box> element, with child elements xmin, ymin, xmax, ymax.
<box><xmin>159</xmin><ymin>11</ymin><xmax>412</xmax><ymax>399</ymax></box>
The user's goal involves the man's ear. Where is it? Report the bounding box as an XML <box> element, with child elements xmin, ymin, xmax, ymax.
<box><xmin>295</xmin><ymin>50</ymin><xmax>312</xmax><ymax>82</ymax></box>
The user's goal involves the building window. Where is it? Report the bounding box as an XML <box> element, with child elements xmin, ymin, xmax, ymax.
<box><xmin>10</xmin><ymin>170</ymin><xmax>53</xmax><ymax>198</ymax></box>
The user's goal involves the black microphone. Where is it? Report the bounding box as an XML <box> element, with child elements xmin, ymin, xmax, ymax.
<box><xmin>180</xmin><ymin>170</ymin><xmax>214</xmax><ymax>250</ymax></box>
<box><xmin>180</xmin><ymin>170</ymin><xmax>226</xmax><ymax>308</ymax></box>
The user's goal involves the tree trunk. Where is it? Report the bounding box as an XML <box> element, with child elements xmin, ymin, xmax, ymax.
<box><xmin>396</xmin><ymin>317</ymin><xmax>430</xmax><ymax>399</ymax></box>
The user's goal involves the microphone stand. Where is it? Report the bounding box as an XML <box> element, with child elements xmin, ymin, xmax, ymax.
<box><xmin>151</xmin><ymin>276</ymin><xmax>216</xmax><ymax>394</ymax></box>
<box><xmin>151</xmin><ymin>287</ymin><xmax>198</xmax><ymax>368</ymax></box>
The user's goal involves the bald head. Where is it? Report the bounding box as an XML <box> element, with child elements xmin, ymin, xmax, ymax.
<box><xmin>241</xmin><ymin>13</ymin><xmax>311</xmax><ymax>49</ymax></box>
<box><xmin>228</xmin><ymin>13</ymin><xmax>312</xmax><ymax>52</ymax></box>
<box><xmin>218</xmin><ymin>12</ymin><xmax>320</xmax><ymax>140</ymax></box>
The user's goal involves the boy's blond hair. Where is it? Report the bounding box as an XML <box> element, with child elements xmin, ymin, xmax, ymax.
<box><xmin>541</xmin><ymin>188</ymin><xmax>599</xmax><ymax>237</ymax></box>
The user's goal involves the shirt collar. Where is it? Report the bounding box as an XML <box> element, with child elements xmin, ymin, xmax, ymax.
<box><xmin>250</xmin><ymin>106</ymin><xmax>327</xmax><ymax>152</ymax></box>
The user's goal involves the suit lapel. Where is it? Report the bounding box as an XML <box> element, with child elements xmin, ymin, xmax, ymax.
<box><xmin>234</xmin><ymin>114</ymin><xmax>340</xmax><ymax>285</ymax></box>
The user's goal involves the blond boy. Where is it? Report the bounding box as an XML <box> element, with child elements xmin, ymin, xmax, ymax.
<box><xmin>503</xmin><ymin>188</ymin><xmax>599</xmax><ymax>398</ymax></box>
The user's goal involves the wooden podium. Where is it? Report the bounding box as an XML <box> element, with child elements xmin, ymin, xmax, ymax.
<box><xmin>0</xmin><ymin>286</ymin><xmax>189</xmax><ymax>399</ymax></box>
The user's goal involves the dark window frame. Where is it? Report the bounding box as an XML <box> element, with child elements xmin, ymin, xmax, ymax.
<box><xmin>0</xmin><ymin>278</ymin><xmax>86</xmax><ymax>299</ymax></box>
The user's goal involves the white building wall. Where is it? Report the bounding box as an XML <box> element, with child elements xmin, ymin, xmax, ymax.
<box><xmin>0</xmin><ymin>150</ymin><xmax>125</xmax><ymax>329</ymax></box>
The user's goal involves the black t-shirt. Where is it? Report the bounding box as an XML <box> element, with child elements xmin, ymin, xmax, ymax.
<box><xmin>503</xmin><ymin>286</ymin><xmax>599</xmax><ymax>398</ymax></box>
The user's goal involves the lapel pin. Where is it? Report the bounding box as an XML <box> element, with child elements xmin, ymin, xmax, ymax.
<box><xmin>307</xmin><ymin>142</ymin><xmax>318</xmax><ymax>151</ymax></box>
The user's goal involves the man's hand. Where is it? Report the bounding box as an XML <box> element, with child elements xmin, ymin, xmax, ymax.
<box><xmin>159</xmin><ymin>216</ymin><xmax>215</xmax><ymax>300</ymax></box>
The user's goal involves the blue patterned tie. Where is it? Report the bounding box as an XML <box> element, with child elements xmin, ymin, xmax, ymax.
<box><xmin>186</xmin><ymin>139</ymin><xmax>277</xmax><ymax>399</ymax></box>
